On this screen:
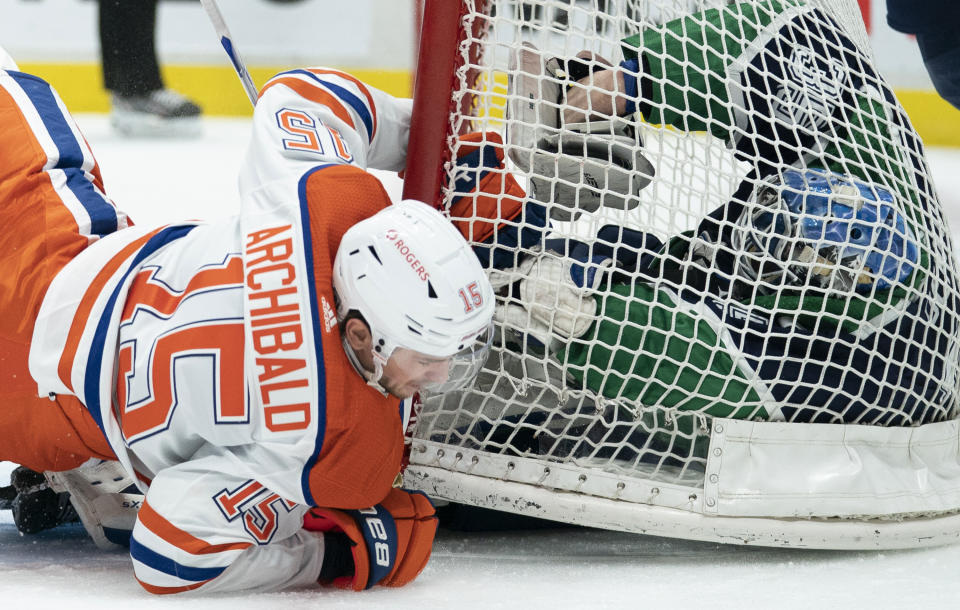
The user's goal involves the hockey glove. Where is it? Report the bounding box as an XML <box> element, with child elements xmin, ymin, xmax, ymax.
<box><xmin>529</xmin><ymin>131</ymin><xmax>654</xmax><ymax>221</ymax></box>
<box><xmin>304</xmin><ymin>488</ymin><xmax>438</xmax><ymax>591</ymax></box>
<box><xmin>495</xmin><ymin>252</ymin><xmax>611</xmax><ymax>352</ymax></box>
<box><xmin>505</xmin><ymin>43</ymin><xmax>617</xmax><ymax>171</ymax></box>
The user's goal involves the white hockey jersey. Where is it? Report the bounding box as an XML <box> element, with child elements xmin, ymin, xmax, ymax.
<box><xmin>29</xmin><ymin>68</ymin><xmax>414</xmax><ymax>594</ymax></box>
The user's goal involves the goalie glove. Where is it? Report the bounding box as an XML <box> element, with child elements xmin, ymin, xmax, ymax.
<box><xmin>304</xmin><ymin>488</ymin><xmax>438</xmax><ymax>591</ymax></box>
<box><xmin>505</xmin><ymin>42</ymin><xmax>654</xmax><ymax>220</ymax></box>
<box><xmin>529</xmin><ymin>131</ymin><xmax>654</xmax><ymax>221</ymax></box>
<box><xmin>496</xmin><ymin>252</ymin><xmax>612</xmax><ymax>351</ymax></box>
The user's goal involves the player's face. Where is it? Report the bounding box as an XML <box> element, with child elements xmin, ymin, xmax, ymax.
<box><xmin>379</xmin><ymin>347</ymin><xmax>452</xmax><ymax>399</ymax></box>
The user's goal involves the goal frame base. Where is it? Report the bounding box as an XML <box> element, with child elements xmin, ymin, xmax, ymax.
<box><xmin>407</xmin><ymin>464</ymin><xmax>960</xmax><ymax>550</ymax></box>
<box><xmin>408</xmin><ymin>416</ymin><xmax>960</xmax><ymax>550</ymax></box>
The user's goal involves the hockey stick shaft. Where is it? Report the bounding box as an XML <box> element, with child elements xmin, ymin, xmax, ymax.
<box><xmin>200</xmin><ymin>0</ymin><xmax>259</xmax><ymax>107</ymax></box>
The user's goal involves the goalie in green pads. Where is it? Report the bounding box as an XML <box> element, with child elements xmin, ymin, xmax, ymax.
<box><xmin>480</xmin><ymin>0</ymin><xmax>955</xmax><ymax>429</ymax></box>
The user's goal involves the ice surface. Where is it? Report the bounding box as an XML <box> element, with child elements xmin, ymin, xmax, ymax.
<box><xmin>2</xmin><ymin>116</ymin><xmax>960</xmax><ymax>608</ymax></box>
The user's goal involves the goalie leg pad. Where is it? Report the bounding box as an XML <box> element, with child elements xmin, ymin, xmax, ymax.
<box><xmin>45</xmin><ymin>459</ymin><xmax>142</xmax><ymax>550</ymax></box>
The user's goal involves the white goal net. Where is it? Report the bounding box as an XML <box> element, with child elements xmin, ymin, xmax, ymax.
<box><xmin>401</xmin><ymin>0</ymin><xmax>960</xmax><ymax>549</ymax></box>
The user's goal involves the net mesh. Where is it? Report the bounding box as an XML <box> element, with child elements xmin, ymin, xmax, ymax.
<box><xmin>409</xmin><ymin>0</ymin><xmax>960</xmax><ymax>505</ymax></box>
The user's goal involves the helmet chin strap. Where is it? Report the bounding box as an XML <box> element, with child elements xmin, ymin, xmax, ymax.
<box><xmin>341</xmin><ymin>334</ymin><xmax>391</xmax><ymax>397</ymax></box>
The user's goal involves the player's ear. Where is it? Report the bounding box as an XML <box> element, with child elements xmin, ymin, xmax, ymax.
<box><xmin>343</xmin><ymin>317</ymin><xmax>373</xmax><ymax>355</ymax></box>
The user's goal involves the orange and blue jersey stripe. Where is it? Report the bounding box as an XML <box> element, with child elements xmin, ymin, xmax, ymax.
<box><xmin>293</xmin><ymin>163</ymin><xmax>402</xmax><ymax>507</ymax></box>
<box><xmin>260</xmin><ymin>69</ymin><xmax>376</xmax><ymax>145</ymax></box>
<box><xmin>293</xmin><ymin>163</ymin><xmax>404</xmax><ymax>508</ymax></box>
<box><xmin>1</xmin><ymin>70</ymin><xmax>120</xmax><ymax>237</ymax></box>
<box><xmin>296</xmin><ymin>164</ymin><xmax>336</xmax><ymax>507</ymax></box>
<box><xmin>130</xmin><ymin>538</ymin><xmax>229</xmax><ymax>594</ymax></box>
<box><xmin>80</xmin><ymin>224</ymin><xmax>199</xmax><ymax>432</ymax></box>
<box><xmin>57</xmin><ymin>230</ymin><xmax>162</xmax><ymax>391</ymax></box>
<box><xmin>302</xmin><ymin>68</ymin><xmax>378</xmax><ymax>141</ymax></box>
<box><xmin>131</xmin><ymin>500</ymin><xmax>251</xmax><ymax>594</ymax></box>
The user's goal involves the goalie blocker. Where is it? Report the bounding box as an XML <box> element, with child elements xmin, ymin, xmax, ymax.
<box><xmin>506</xmin><ymin>43</ymin><xmax>654</xmax><ymax>221</ymax></box>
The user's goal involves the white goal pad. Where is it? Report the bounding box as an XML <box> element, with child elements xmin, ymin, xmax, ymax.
<box><xmin>402</xmin><ymin>0</ymin><xmax>960</xmax><ymax>549</ymax></box>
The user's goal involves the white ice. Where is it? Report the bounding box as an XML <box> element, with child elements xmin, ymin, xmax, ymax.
<box><xmin>2</xmin><ymin>115</ymin><xmax>960</xmax><ymax>609</ymax></box>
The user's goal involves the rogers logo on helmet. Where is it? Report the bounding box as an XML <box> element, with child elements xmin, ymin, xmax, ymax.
<box><xmin>392</xmin><ymin>236</ymin><xmax>430</xmax><ymax>282</ymax></box>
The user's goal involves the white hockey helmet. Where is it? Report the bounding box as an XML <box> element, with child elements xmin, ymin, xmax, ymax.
<box><xmin>333</xmin><ymin>199</ymin><xmax>495</xmax><ymax>394</ymax></box>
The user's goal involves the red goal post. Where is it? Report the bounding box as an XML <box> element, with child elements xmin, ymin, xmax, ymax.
<box><xmin>404</xmin><ymin>0</ymin><xmax>490</xmax><ymax>207</ymax></box>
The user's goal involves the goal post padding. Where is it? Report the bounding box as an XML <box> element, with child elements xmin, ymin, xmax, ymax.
<box><xmin>401</xmin><ymin>0</ymin><xmax>960</xmax><ymax>549</ymax></box>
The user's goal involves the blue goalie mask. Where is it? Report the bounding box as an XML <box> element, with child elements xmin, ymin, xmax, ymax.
<box><xmin>732</xmin><ymin>168</ymin><xmax>919</xmax><ymax>294</ymax></box>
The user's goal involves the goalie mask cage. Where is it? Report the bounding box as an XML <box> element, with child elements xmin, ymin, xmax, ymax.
<box><xmin>402</xmin><ymin>0</ymin><xmax>960</xmax><ymax>549</ymax></box>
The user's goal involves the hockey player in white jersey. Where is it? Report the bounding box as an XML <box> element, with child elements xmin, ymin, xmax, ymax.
<box><xmin>0</xmin><ymin>56</ymin><xmax>495</xmax><ymax>593</ymax></box>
